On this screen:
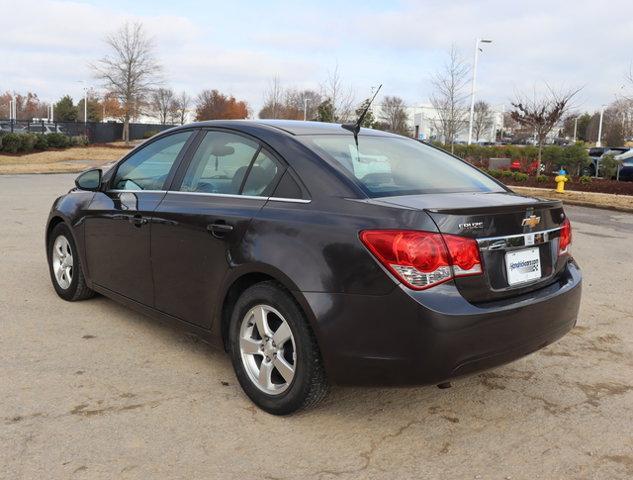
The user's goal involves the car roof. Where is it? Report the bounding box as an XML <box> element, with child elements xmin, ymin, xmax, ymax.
<box><xmin>183</xmin><ymin>119</ymin><xmax>399</xmax><ymax>137</ymax></box>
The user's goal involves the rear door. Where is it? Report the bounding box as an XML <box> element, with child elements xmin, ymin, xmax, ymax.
<box><xmin>151</xmin><ymin>130</ymin><xmax>285</xmax><ymax>328</ymax></box>
<box><xmin>84</xmin><ymin>130</ymin><xmax>195</xmax><ymax>305</ymax></box>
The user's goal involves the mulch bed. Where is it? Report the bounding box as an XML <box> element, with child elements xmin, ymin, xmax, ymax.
<box><xmin>501</xmin><ymin>177</ymin><xmax>633</xmax><ymax>195</ymax></box>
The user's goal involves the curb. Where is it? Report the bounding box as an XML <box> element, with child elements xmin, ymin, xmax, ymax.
<box><xmin>511</xmin><ymin>186</ymin><xmax>633</xmax><ymax>214</ymax></box>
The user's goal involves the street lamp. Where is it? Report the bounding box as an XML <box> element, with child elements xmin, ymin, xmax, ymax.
<box><xmin>467</xmin><ymin>38</ymin><xmax>492</xmax><ymax>145</ymax></box>
<box><xmin>597</xmin><ymin>105</ymin><xmax>606</xmax><ymax>148</ymax></box>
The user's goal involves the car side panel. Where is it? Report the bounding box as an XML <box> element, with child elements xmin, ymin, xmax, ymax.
<box><xmin>235</xmin><ymin>197</ymin><xmax>439</xmax><ymax>295</ymax></box>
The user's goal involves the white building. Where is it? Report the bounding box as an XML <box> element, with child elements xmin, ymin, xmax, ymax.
<box><xmin>407</xmin><ymin>103</ymin><xmax>505</xmax><ymax>143</ymax></box>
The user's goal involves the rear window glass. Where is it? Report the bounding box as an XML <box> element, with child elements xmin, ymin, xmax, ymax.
<box><xmin>300</xmin><ymin>135</ymin><xmax>503</xmax><ymax>197</ymax></box>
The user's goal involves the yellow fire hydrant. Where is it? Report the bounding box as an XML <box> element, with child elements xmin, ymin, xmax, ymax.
<box><xmin>555</xmin><ymin>171</ymin><xmax>568</xmax><ymax>193</ymax></box>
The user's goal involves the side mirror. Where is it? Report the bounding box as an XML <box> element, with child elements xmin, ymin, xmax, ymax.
<box><xmin>75</xmin><ymin>168</ymin><xmax>102</xmax><ymax>191</ymax></box>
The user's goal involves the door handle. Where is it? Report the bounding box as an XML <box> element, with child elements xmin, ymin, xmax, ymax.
<box><xmin>207</xmin><ymin>221</ymin><xmax>234</xmax><ymax>238</ymax></box>
<box><xmin>131</xmin><ymin>214</ymin><xmax>148</xmax><ymax>227</ymax></box>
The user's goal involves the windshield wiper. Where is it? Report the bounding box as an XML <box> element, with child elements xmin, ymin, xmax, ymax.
<box><xmin>342</xmin><ymin>84</ymin><xmax>382</xmax><ymax>148</ymax></box>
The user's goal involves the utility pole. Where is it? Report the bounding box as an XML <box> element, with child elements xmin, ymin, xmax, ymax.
<box><xmin>304</xmin><ymin>97</ymin><xmax>308</xmax><ymax>121</ymax></box>
<box><xmin>467</xmin><ymin>38</ymin><xmax>492</xmax><ymax>145</ymax></box>
<box><xmin>573</xmin><ymin>116</ymin><xmax>578</xmax><ymax>143</ymax></box>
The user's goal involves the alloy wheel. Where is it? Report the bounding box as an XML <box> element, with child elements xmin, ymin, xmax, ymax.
<box><xmin>239</xmin><ymin>304</ymin><xmax>296</xmax><ymax>395</ymax></box>
<box><xmin>52</xmin><ymin>235</ymin><xmax>73</xmax><ymax>290</ymax></box>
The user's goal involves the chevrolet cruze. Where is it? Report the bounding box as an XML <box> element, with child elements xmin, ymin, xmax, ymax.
<box><xmin>46</xmin><ymin>120</ymin><xmax>582</xmax><ymax>414</ymax></box>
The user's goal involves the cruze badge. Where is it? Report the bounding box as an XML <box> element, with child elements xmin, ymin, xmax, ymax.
<box><xmin>458</xmin><ymin>221</ymin><xmax>484</xmax><ymax>230</ymax></box>
<box><xmin>521</xmin><ymin>215</ymin><xmax>541</xmax><ymax>228</ymax></box>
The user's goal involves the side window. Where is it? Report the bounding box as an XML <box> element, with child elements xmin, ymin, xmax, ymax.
<box><xmin>242</xmin><ymin>149</ymin><xmax>281</xmax><ymax>196</ymax></box>
<box><xmin>113</xmin><ymin>131</ymin><xmax>192</xmax><ymax>191</ymax></box>
<box><xmin>180</xmin><ymin>131</ymin><xmax>259</xmax><ymax>194</ymax></box>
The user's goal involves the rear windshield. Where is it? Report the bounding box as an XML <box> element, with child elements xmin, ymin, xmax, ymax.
<box><xmin>301</xmin><ymin>135</ymin><xmax>504</xmax><ymax>197</ymax></box>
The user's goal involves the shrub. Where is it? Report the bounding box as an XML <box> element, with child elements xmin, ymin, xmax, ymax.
<box><xmin>1</xmin><ymin>133</ymin><xmax>22</xmax><ymax>153</ymax></box>
<box><xmin>536</xmin><ymin>174</ymin><xmax>548</xmax><ymax>183</ymax></box>
<box><xmin>46</xmin><ymin>132</ymin><xmax>71</xmax><ymax>148</ymax></box>
<box><xmin>19</xmin><ymin>133</ymin><xmax>37</xmax><ymax>152</ymax></box>
<box><xmin>71</xmin><ymin>135</ymin><xmax>89</xmax><ymax>147</ymax></box>
<box><xmin>500</xmin><ymin>169</ymin><xmax>514</xmax><ymax>178</ymax></box>
<box><xmin>34</xmin><ymin>134</ymin><xmax>48</xmax><ymax>150</ymax></box>
<box><xmin>600</xmin><ymin>154</ymin><xmax>618</xmax><ymax>179</ymax></box>
<box><xmin>487</xmin><ymin>168</ymin><xmax>502</xmax><ymax>178</ymax></box>
<box><xmin>579</xmin><ymin>175</ymin><xmax>592</xmax><ymax>184</ymax></box>
<box><xmin>513</xmin><ymin>172</ymin><xmax>529</xmax><ymax>182</ymax></box>
<box><xmin>562</xmin><ymin>143</ymin><xmax>591</xmax><ymax>176</ymax></box>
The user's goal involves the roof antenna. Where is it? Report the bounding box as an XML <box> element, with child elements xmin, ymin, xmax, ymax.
<box><xmin>342</xmin><ymin>84</ymin><xmax>382</xmax><ymax>148</ymax></box>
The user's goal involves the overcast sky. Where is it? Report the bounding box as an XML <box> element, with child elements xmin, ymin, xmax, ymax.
<box><xmin>2</xmin><ymin>0</ymin><xmax>632</xmax><ymax>115</ymax></box>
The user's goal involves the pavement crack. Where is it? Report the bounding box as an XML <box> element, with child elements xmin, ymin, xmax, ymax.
<box><xmin>312</xmin><ymin>419</ymin><xmax>420</xmax><ymax>478</ymax></box>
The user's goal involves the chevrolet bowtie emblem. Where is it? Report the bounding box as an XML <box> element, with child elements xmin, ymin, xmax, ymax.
<box><xmin>521</xmin><ymin>215</ymin><xmax>541</xmax><ymax>228</ymax></box>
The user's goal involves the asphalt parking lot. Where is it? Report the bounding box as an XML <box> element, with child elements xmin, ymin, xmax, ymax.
<box><xmin>2</xmin><ymin>174</ymin><xmax>632</xmax><ymax>480</ymax></box>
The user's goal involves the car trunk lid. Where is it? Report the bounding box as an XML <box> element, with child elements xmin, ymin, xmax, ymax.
<box><xmin>373</xmin><ymin>191</ymin><xmax>568</xmax><ymax>303</ymax></box>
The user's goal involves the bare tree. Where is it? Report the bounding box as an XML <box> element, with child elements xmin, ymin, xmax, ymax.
<box><xmin>320</xmin><ymin>65</ymin><xmax>356</xmax><ymax>123</ymax></box>
<box><xmin>172</xmin><ymin>91</ymin><xmax>191</xmax><ymax>125</ymax></box>
<box><xmin>150</xmin><ymin>87</ymin><xmax>175</xmax><ymax>125</ymax></box>
<box><xmin>92</xmin><ymin>22</ymin><xmax>162</xmax><ymax>144</ymax></box>
<box><xmin>429</xmin><ymin>46</ymin><xmax>470</xmax><ymax>152</ymax></box>
<box><xmin>472</xmin><ymin>100</ymin><xmax>494</xmax><ymax>142</ymax></box>
<box><xmin>510</xmin><ymin>85</ymin><xmax>581</xmax><ymax>169</ymax></box>
<box><xmin>379</xmin><ymin>96</ymin><xmax>410</xmax><ymax>136</ymax></box>
<box><xmin>261</xmin><ymin>75</ymin><xmax>284</xmax><ymax>119</ymax></box>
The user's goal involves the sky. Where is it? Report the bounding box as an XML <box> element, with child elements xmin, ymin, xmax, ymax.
<box><xmin>1</xmin><ymin>0</ymin><xmax>633</xmax><ymax>115</ymax></box>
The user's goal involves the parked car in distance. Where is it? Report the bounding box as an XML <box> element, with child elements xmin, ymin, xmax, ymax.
<box><xmin>46</xmin><ymin>120</ymin><xmax>582</xmax><ymax>414</ymax></box>
<box><xmin>585</xmin><ymin>147</ymin><xmax>630</xmax><ymax>176</ymax></box>
<box><xmin>510</xmin><ymin>160</ymin><xmax>545</xmax><ymax>175</ymax></box>
<box><xmin>615</xmin><ymin>149</ymin><xmax>633</xmax><ymax>181</ymax></box>
<box><xmin>27</xmin><ymin>122</ymin><xmax>65</xmax><ymax>134</ymax></box>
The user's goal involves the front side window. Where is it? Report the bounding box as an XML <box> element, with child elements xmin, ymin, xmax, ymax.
<box><xmin>180</xmin><ymin>131</ymin><xmax>259</xmax><ymax>194</ymax></box>
<box><xmin>301</xmin><ymin>135</ymin><xmax>504</xmax><ymax>197</ymax></box>
<box><xmin>113</xmin><ymin>131</ymin><xmax>192</xmax><ymax>191</ymax></box>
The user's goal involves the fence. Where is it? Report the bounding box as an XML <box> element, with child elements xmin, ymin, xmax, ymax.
<box><xmin>0</xmin><ymin>119</ymin><xmax>176</xmax><ymax>144</ymax></box>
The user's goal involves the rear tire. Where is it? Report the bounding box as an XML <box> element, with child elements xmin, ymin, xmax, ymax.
<box><xmin>47</xmin><ymin>222</ymin><xmax>94</xmax><ymax>302</ymax></box>
<box><xmin>228</xmin><ymin>281</ymin><xmax>329</xmax><ymax>415</ymax></box>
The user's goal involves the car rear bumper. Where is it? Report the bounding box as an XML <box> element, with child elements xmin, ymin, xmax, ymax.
<box><xmin>303</xmin><ymin>259</ymin><xmax>581</xmax><ymax>386</ymax></box>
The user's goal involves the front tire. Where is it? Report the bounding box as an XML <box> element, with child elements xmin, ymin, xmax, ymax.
<box><xmin>47</xmin><ymin>222</ymin><xmax>94</xmax><ymax>301</ymax></box>
<box><xmin>229</xmin><ymin>281</ymin><xmax>329</xmax><ymax>415</ymax></box>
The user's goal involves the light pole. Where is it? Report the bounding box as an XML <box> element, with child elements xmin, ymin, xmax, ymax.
<box><xmin>303</xmin><ymin>97</ymin><xmax>308</xmax><ymax>121</ymax></box>
<box><xmin>597</xmin><ymin>105</ymin><xmax>606</xmax><ymax>148</ymax></box>
<box><xmin>573</xmin><ymin>116</ymin><xmax>579</xmax><ymax>143</ymax></box>
<box><xmin>467</xmin><ymin>38</ymin><xmax>492</xmax><ymax>145</ymax></box>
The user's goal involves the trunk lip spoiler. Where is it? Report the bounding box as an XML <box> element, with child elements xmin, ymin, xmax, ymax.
<box><xmin>425</xmin><ymin>199</ymin><xmax>562</xmax><ymax>215</ymax></box>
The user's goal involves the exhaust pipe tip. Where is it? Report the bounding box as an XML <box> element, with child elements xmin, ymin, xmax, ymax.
<box><xmin>437</xmin><ymin>382</ymin><xmax>452</xmax><ymax>389</ymax></box>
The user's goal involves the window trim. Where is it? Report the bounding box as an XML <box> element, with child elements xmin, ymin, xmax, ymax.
<box><xmin>107</xmin><ymin>128</ymin><xmax>199</xmax><ymax>192</ymax></box>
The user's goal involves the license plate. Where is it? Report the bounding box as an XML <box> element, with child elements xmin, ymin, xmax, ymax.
<box><xmin>505</xmin><ymin>247</ymin><xmax>541</xmax><ymax>285</ymax></box>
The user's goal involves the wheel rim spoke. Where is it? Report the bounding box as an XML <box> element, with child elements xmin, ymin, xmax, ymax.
<box><xmin>273</xmin><ymin>355</ymin><xmax>295</xmax><ymax>383</ymax></box>
<box><xmin>273</xmin><ymin>321</ymin><xmax>291</xmax><ymax>346</ymax></box>
<box><xmin>253</xmin><ymin>306</ymin><xmax>272</xmax><ymax>338</ymax></box>
<box><xmin>258</xmin><ymin>360</ymin><xmax>273</xmax><ymax>390</ymax></box>
<box><xmin>240</xmin><ymin>336</ymin><xmax>261</xmax><ymax>355</ymax></box>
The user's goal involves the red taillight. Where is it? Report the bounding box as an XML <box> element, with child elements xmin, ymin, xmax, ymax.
<box><xmin>559</xmin><ymin>218</ymin><xmax>572</xmax><ymax>254</ymax></box>
<box><xmin>359</xmin><ymin>230</ymin><xmax>482</xmax><ymax>290</ymax></box>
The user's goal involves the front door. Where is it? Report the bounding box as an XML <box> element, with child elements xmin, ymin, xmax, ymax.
<box><xmin>151</xmin><ymin>130</ymin><xmax>284</xmax><ymax>328</ymax></box>
<box><xmin>84</xmin><ymin>130</ymin><xmax>194</xmax><ymax>305</ymax></box>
